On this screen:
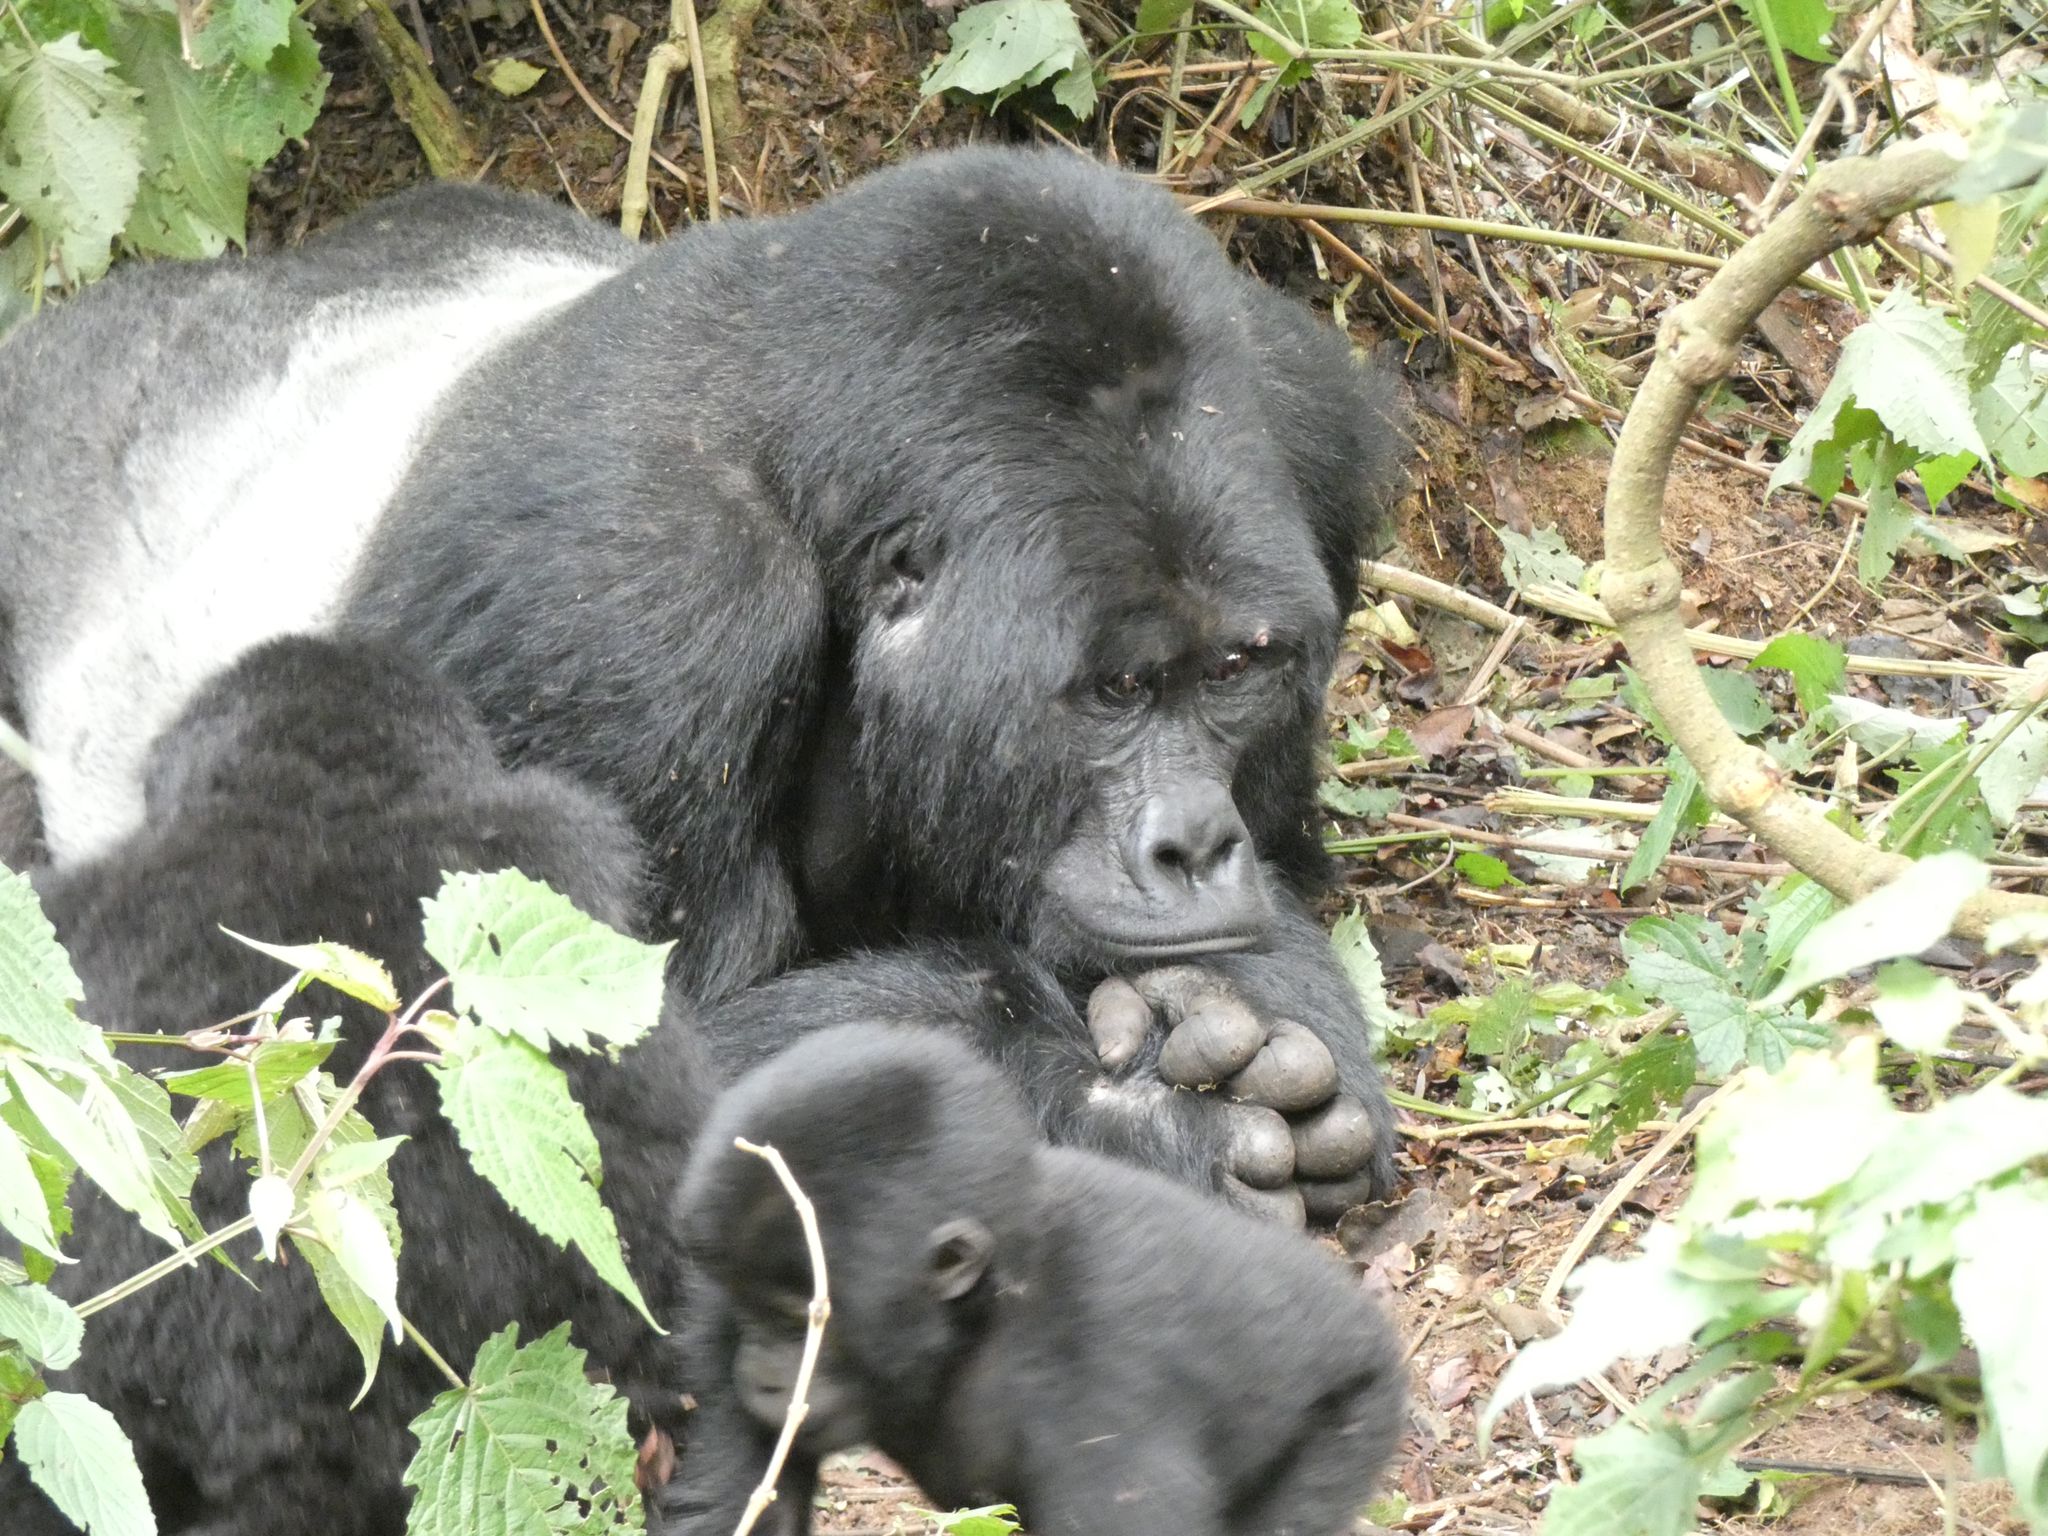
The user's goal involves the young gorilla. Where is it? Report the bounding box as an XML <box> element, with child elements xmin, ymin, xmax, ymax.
<box><xmin>662</xmin><ymin>1025</ymin><xmax>1406</xmax><ymax>1536</ymax></box>
<box><xmin>2</xmin><ymin>637</ymin><xmax>711</xmax><ymax>1535</ymax></box>
<box><xmin>0</xmin><ymin>148</ymin><xmax>1405</xmax><ymax>1219</ymax></box>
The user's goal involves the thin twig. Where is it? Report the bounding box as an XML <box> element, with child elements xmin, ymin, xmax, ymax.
<box><xmin>729</xmin><ymin>1138</ymin><xmax>830</xmax><ymax>1536</ymax></box>
<box><xmin>529</xmin><ymin>0</ymin><xmax>694</xmax><ymax>188</ymax></box>
<box><xmin>1540</xmin><ymin>1083</ymin><xmax>1730</xmax><ymax>1309</ymax></box>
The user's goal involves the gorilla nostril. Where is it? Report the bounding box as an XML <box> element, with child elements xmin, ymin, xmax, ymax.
<box><xmin>1136</xmin><ymin>789</ymin><xmax>1249</xmax><ymax>891</ymax></box>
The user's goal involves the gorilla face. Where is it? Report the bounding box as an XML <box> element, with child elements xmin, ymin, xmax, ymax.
<box><xmin>842</xmin><ymin>369</ymin><xmax>1342</xmax><ymax>970</ymax></box>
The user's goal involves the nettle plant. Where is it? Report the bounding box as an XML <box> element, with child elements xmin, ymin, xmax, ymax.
<box><xmin>0</xmin><ymin>864</ymin><xmax>669</xmax><ymax>1536</ymax></box>
<box><xmin>1483</xmin><ymin>851</ymin><xmax>2048</xmax><ymax>1535</ymax></box>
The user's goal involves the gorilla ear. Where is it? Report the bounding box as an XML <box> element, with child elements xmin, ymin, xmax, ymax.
<box><xmin>870</xmin><ymin>524</ymin><xmax>931</xmax><ymax>621</ymax></box>
<box><xmin>924</xmin><ymin>1217</ymin><xmax>996</xmax><ymax>1301</ymax></box>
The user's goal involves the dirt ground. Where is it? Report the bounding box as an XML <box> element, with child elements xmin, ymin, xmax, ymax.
<box><xmin>229</xmin><ymin>2</ymin><xmax>2037</xmax><ymax>1530</ymax></box>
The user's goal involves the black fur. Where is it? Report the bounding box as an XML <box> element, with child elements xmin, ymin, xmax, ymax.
<box><xmin>2</xmin><ymin>638</ymin><xmax>709</xmax><ymax>1536</ymax></box>
<box><xmin>660</xmin><ymin>1024</ymin><xmax>1406</xmax><ymax>1536</ymax></box>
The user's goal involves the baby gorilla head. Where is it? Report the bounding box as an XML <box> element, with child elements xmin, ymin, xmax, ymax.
<box><xmin>672</xmin><ymin>1023</ymin><xmax>1405</xmax><ymax>1535</ymax></box>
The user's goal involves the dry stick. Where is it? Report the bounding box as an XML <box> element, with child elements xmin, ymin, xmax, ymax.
<box><xmin>1354</xmin><ymin>813</ymin><xmax>1792</xmax><ymax>877</ymax></box>
<box><xmin>1597</xmin><ymin>134</ymin><xmax>2048</xmax><ymax>937</ymax></box>
<box><xmin>1540</xmin><ymin>1083</ymin><xmax>1731</xmax><ymax>1310</ymax></box>
<box><xmin>728</xmin><ymin>1138</ymin><xmax>830</xmax><ymax>1536</ymax></box>
<box><xmin>529</xmin><ymin>0</ymin><xmax>695</xmax><ymax>191</ymax></box>
<box><xmin>619</xmin><ymin>0</ymin><xmax>718</xmax><ymax>236</ymax></box>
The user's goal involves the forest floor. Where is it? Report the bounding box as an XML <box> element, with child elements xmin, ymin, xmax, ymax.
<box><xmin>245</xmin><ymin>2</ymin><xmax>2037</xmax><ymax>1530</ymax></box>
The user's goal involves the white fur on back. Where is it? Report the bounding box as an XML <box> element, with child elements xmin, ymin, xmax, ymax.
<box><xmin>25</xmin><ymin>256</ymin><xmax>618</xmax><ymax>862</ymax></box>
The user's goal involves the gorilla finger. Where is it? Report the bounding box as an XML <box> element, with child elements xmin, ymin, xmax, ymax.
<box><xmin>1300</xmin><ymin>1170</ymin><xmax>1387</xmax><ymax>1226</ymax></box>
<box><xmin>1086</xmin><ymin>977</ymin><xmax>1154</xmax><ymax>1070</ymax></box>
<box><xmin>1225</xmin><ymin>1020</ymin><xmax>1338</xmax><ymax>1113</ymax></box>
<box><xmin>1224</xmin><ymin>1104</ymin><xmax>1296</xmax><ymax>1190</ymax></box>
<box><xmin>1129</xmin><ymin>964</ymin><xmax>1232</xmax><ymax>1025</ymax></box>
<box><xmin>1288</xmin><ymin>1094</ymin><xmax>1379</xmax><ymax>1180</ymax></box>
<box><xmin>1157</xmin><ymin>1002</ymin><xmax>1265</xmax><ymax>1087</ymax></box>
<box><xmin>1222</xmin><ymin>1176</ymin><xmax>1308</xmax><ymax>1229</ymax></box>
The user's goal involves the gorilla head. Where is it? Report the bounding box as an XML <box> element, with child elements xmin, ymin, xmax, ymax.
<box><xmin>781</xmin><ymin>151</ymin><xmax>1402</xmax><ymax>971</ymax></box>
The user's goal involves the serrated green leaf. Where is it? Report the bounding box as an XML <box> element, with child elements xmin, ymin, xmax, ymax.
<box><xmin>1953</xmin><ymin>1182</ymin><xmax>2048</xmax><ymax>1526</ymax></box>
<box><xmin>1540</xmin><ymin>1420</ymin><xmax>1710</xmax><ymax>1536</ymax></box>
<box><xmin>422</xmin><ymin>870</ymin><xmax>671</xmax><ymax>1058</ymax></box>
<box><xmin>1494</xmin><ymin>524</ymin><xmax>1585</xmax><ymax>593</ymax></box>
<box><xmin>0</xmin><ymin>864</ymin><xmax>101</xmax><ymax>1067</ymax></box>
<box><xmin>191</xmin><ymin>0</ymin><xmax>292</xmax><ymax>70</ymax></box>
<box><xmin>1749</xmin><ymin>633</ymin><xmax>1847</xmax><ymax>717</ymax></box>
<box><xmin>1915</xmin><ymin>448</ymin><xmax>1978</xmax><ymax>510</ymax></box>
<box><xmin>0</xmin><ymin>1113</ymin><xmax>62</xmax><ymax>1255</ymax></box>
<box><xmin>13</xmin><ymin>1390</ymin><xmax>154</xmax><ymax>1536</ymax></box>
<box><xmin>1764</xmin><ymin>851</ymin><xmax>1989</xmax><ymax>1004</ymax></box>
<box><xmin>306</xmin><ymin>1184</ymin><xmax>401</xmax><ymax>1341</ymax></box>
<box><xmin>1319</xmin><ymin>778</ymin><xmax>1399</xmax><ymax>819</ymax></box>
<box><xmin>0</xmin><ymin>1280</ymin><xmax>83</xmax><ymax>1369</ymax></box>
<box><xmin>161</xmin><ymin>1039</ymin><xmax>335</xmax><ymax>1105</ymax></box>
<box><xmin>291</xmin><ymin>1115</ymin><xmax>400</xmax><ymax>1402</ymax></box>
<box><xmin>435</xmin><ymin>1030</ymin><xmax>654</xmax><ymax>1327</ymax></box>
<box><xmin>1247</xmin><ymin>0</ymin><xmax>1362</xmax><ymax>60</ymax></box>
<box><xmin>5</xmin><ymin>1061</ymin><xmax>178</xmax><ymax>1246</ymax></box>
<box><xmin>404</xmin><ymin>1323</ymin><xmax>642</xmax><ymax>1536</ymax></box>
<box><xmin>103</xmin><ymin>1060</ymin><xmax>201</xmax><ymax>1243</ymax></box>
<box><xmin>0</xmin><ymin>34</ymin><xmax>144</xmax><ymax>281</ymax></box>
<box><xmin>1700</xmin><ymin>666</ymin><xmax>1772</xmax><ymax>737</ymax></box>
<box><xmin>1689</xmin><ymin>1039</ymin><xmax>1892</xmax><ymax>1221</ymax></box>
<box><xmin>224</xmin><ymin>930</ymin><xmax>400</xmax><ymax>1011</ymax></box>
<box><xmin>103</xmin><ymin>10</ymin><xmax>247</xmax><ymax>257</ymax></box>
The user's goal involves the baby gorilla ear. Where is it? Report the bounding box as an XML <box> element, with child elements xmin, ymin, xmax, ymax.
<box><xmin>924</xmin><ymin>1217</ymin><xmax>996</xmax><ymax>1301</ymax></box>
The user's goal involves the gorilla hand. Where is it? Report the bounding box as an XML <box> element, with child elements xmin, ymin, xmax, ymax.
<box><xmin>1087</xmin><ymin>967</ymin><xmax>1385</xmax><ymax>1225</ymax></box>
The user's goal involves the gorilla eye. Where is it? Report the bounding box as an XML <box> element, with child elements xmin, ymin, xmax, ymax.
<box><xmin>1208</xmin><ymin>650</ymin><xmax>1251</xmax><ymax>683</ymax></box>
<box><xmin>1099</xmin><ymin>670</ymin><xmax>1150</xmax><ymax>704</ymax></box>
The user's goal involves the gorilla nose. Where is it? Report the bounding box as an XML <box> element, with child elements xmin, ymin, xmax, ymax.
<box><xmin>1130</xmin><ymin>783</ymin><xmax>1249</xmax><ymax>897</ymax></box>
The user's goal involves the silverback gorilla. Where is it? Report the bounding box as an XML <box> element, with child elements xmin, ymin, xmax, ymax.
<box><xmin>0</xmin><ymin>147</ymin><xmax>1405</xmax><ymax>1220</ymax></box>
<box><xmin>3</xmin><ymin>637</ymin><xmax>711</xmax><ymax>1535</ymax></box>
<box><xmin>664</xmin><ymin>1024</ymin><xmax>1406</xmax><ymax>1536</ymax></box>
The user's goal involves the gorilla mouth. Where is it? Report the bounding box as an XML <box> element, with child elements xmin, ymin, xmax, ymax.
<box><xmin>1086</xmin><ymin>927</ymin><xmax>1263</xmax><ymax>961</ymax></box>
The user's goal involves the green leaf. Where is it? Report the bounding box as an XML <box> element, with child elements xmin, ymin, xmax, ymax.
<box><xmin>403</xmin><ymin>1323</ymin><xmax>642</xmax><ymax>1536</ymax></box>
<box><xmin>1247</xmin><ymin>0</ymin><xmax>1363</xmax><ymax>59</ymax></box>
<box><xmin>920</xmin><ymin>0</ymin><xmax>1094</xmax><ymax>117</ymax></box>
<box><xmin>223</xmin><ymin>930</ymin><xmax>399</xmax><ymax>1012</ymax></box>
<box><xmin>0</xmin><ymin>1280</ymin><xmax>83</xmax><ymax>1369</ymax></box>
<box><xmin>0</xmin><ymin>1114</ymin><xmax>63</xmax><ymax>1256</ymax></box>
<box><xmin>1454</xmin><ymin>850</ymin><xmax>1517</xmax><ymax>889</ymax></box>
<box><xmin>1870</xmin><ymin>958</ymin><xmax>1964</xmax><ymax>1053</ymax></box>
<box><xmin>916</xmin><ymin>1507</ymin><xmax>1022</xmax><ymax>1536</ymax></box>
<box><xmin>435</xmin><ymin>1029</ymin><xmax>655</xmax><ymax>1327</ymax></box>
<box><xmin>1856</xmin><ymin>466</ymin><xmax>1917</xmax><ymax>591</ymax></box>
<box><xmin>103</xmin><ymin>10</ymin><xmax>247</xmax><ymax>257</ymax></box>
<box><xmin>1621</xmin><ymin>750</ymin><xmax>1705</xmax><ymax>892</ymax></box>
<box><xmin>1318</xmin><ymin>779</ymin><xmax>1398</xmax><ymax>819</ymax></box>
<box><xmin>1751</xmin><ymin>872</ymin><xmax>1837</xmax><ymax>979</ymax></box>
<box><xmin>192</xmin><ymin>0</ymin><xmax>292</xmax><ymax>70</ymax></box>
<box><xmin>12</xmin><ymin>1390</ymin><xmax>155</xmax><ymax>1536</ymax></box>
<box><xmin>1953</xmin><ymin>1181</ymin><xmax>2048</xmax><ymax>1527</ymax></box>
<box><xmin>0</xmin><ymin>863</ymin><xmax>101</xmax><ymax>1068</ymax></box>
<box><xmin>1134</xmin><ymin>0</ymin><xmax>1194</xmax><ymax>29</ymax></box>
<box><xmin>1732</xmin><ymin>0</ymin><xmax>1832</xmax><ymax>59</ymax></box>
<box><xmin>1773</xmin><ymin>295</ymin><xmax>1988</xmax><ymax>498</ymax></box>
<box><xmin>422</xmin><ymin>870</ymin><xmax>671</xmax><ymax>1058</ymax></box>
<box><xmin>1749</xmin><ymin>633</ymin><xmax>1846</xmax><ymax>717</ymax></box>
<box><xmin>1832</xmin><ymin>1085</ymin><xmax>2048</xmax><ymax>1249</ymax></box>
<box><xmin>1494</xmin><ymin>524</ymin><xmax>1585</xmax><ymax>593</ymax></box>
<box><xmin>304</xmin><ymin>1185</ymin><xmax>401</xmax><ymax>1341</ymax></box>
<box><xmin>102</xmin><ymin>1062</ymin><xmax>201</xmax><ymax>1243</ymax></box>
<box><xmin>0</xmin><ymin>33</ymin><xmax>144</xmax><ymax>282</ymax></box>
<box><xmin>210</xmin><ymin>17</ymin><xmax>324</xmax><ymax>165</ymax></box>
<box><xmin>293</xmin><ymin>1117</ymin><xmax>401</xmax><ymax>1401</ymax></box>
<box><xmin>484</xmin><ymin>57</ymin><xmax>545</xmax><ymax>97</ymax></box>
<box><xmin>4</xmin><ymin>1061</ymin><xmax>178</xmax><ymax>1246</ymax></box>
<box><xmin>1977</xmin><ymin>350</ymin><xmax>2048</xmax><ymax>479</ymax></box>
<box><xmin>1593</xmin><ymin>1033</ymin><xmax>1698</xmax><ymax>1151</ymax></box>
<box><xmin>1541</xmin><ymin>1420</ymin><xmax>1711</xmax><ymax>1536</ymax></box>
<box><xmin>1915</xmin><ymin>448</ymin><xmax>1977</xmax><ymax>510</ymax></box>
<box><xmin>1700</xmin><ymin>667</ymin><xmax>1772</xmax><ymax>737</ymax></box>
<box><xmin>161</xmin><ymin>1039</ymin><xmax>335</xmax><ymax>1105</ymax></box>
<box><xmin>1764</xmin><ymin>851</ymin><xmax>1988</xmax><ymax>1004</ymax></box>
